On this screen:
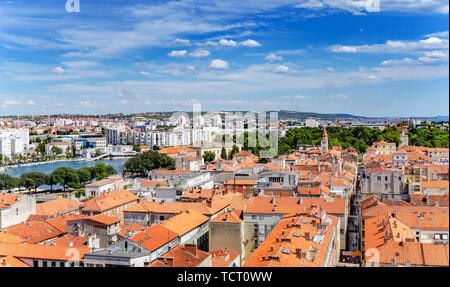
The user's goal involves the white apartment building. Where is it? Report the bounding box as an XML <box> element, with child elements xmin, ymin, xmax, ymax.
<box><xmin>105</xmin><ymin>127</ymin><xmax>212</xmax><ymax>148</ymax></box>
<box><xmin>0</xmin><ymin>128</ymin><xmax>29</xmax><ymax>158</ymax></box>
<box><xmin>305</xmin><ymin>118</ymin><xmax>319</xmax><ymax>128</ymax></box>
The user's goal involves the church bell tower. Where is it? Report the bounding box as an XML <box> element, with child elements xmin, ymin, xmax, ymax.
<box><xmin>321</xmin><ymin>126</ymin><xmax>328</xmax><ymax>153</ymax></box>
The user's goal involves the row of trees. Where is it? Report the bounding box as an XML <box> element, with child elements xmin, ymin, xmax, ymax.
<box><xmin>278</xmin><ymin>126</ymin><xmax>449</xmax><ymax>155</ymax></box>
<box><xmin>0</xmin><ymin>163</ymin><xmax>117</xmax><ymax>193</ymax></box>
<box><xmin>408</xmin><ymin>126</ymin><xmax>449</xmax><ymax>148</ymax></box>
<box><xmin>278</xmin><ymin>126</ymin><xmax>403</xmax><ymax>155</ymax></box>
<box><xmin>202</xmin><ymin>145</ymin><xmax>240</xmax><ymax>163</ymax></box>
<box><xmin>123</xmin><ymin>150</ymin><xmax>174</xmax><ymax>176</ymax></box>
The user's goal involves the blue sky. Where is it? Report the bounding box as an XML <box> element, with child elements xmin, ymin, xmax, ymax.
<box><xmin>0</xmin><ymin>0</ymin><xmax>448</xmax><ymax>117</ymax></box>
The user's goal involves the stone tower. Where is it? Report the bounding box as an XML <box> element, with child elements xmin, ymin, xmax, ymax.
<box><xmin>400</xmin><ymin>130</ymin><xmax>409</xmax><ymax>147</ymax></box>
<box><xmin>321</xmin><ymin>125</ymin><xmax>328</xmax><ymax>153</ymax></box>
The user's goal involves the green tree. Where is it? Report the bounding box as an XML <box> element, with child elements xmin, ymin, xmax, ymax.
<box><xmin>133</xmin><ymin>145</ymin><xmax>141</xmax><ymax>152</ymax></box>
<box><xmin>221</xmin><ymin>147</ymin><xmax>228</xmax><ymax>160</ymax></box>
<box><xmin>123</xmin><ymin>150</ymin><xmax>174</xmax><ymax>176</ymax></box>
<box><xmin>51</xmin><ymin>167</ymin><xmax>80</xmax><ymax>190</ymax></box>
<box><xmin>51</xmin><ymin>146</ymin><xmax>63</xmax><ymax>155</ymax></box>
<box><xmin>203</xmin><ymin>151</ymin><xmax>216</xmax><ymax>163</ymax></box>
<box><xmin>77</xmin><ymin>168</ymin><xmax>92</xmax><ymax>184</ymax></box>
<box><xmin>229</xmin><ymin>145</ymin><xmax>240</xmax><ymax>159</ymax></box>
<box><xmin>0</xmin><ymin>174</ymin><xmax>20</xmax><ymax>191</ymax></box>
<box><xmin>19</xmin><ymin>172</ymin><xmax>47</xmax><ymax>192</ymax></box>
<box><xmin>94</xmin><ymin>162</ymin><xmax>109</xmax><ymax>180</ymax></box>
<box><xmin>105</xmin><ymin>165</ymin><xmax>117</xmax><ymax>176</ymax></box>
<box><xmin>95</xmin><ymin>149</ymin><xmax>102</xmax><ymax>157</ymax></box>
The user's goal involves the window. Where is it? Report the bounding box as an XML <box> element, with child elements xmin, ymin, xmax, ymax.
<box><xmin>442</xmin><ymin>234</ymin><xmax>448</xmax><ymax>240</ymax></box>
<box><xmin>434</xmin><ymin>234</ymin><xmax>441</xmax><ymax>240</ymax></box>
<box><xmin>259</xmin><ymin>215</ymin><xmax>264</xmax><ymax>220</ymax></box>
<box><xmin>33</xmin><ymin>260</ymin><xmax>39</xmax><ymax>267</ymax></box>
<box><xmin>51</xmin><ymin>261</ymin><xmax>56</xmax><ymax>267</ymax></box>
<box><xmin>385</xmin><ymin>176</ymin><xmax>388</xmax><ymax>181</ymax></box>
<box><xmin>251</xmin><ymin>215</ymin><xmax>257</xmax><ymax>219</ymax></box>
<box><xmin>160</xmin><ymin>216</ymin><xmax>164</xmax><ymax>221</ymax></box>
<box><xmin>60</xmin><ymin>262</ymin><xmax>65</xmax><ymax>267</ymax></box>
<box><xmin>377</xmin><ymin>176</ymin><xmax>381</xmax><ymax>181</ymax></box>
<box><xmin>43</xmin><ymin>261</ymin><xmax>48</xmax><ymax>267</ymax></box>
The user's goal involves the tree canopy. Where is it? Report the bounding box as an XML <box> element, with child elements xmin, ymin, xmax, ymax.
<box><xmin>123</xmin><ymin>150</ymin><xmax>174</xmax><ymax>176</ymax></box>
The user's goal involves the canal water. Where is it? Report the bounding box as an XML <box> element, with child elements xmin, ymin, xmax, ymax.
<box><xmin>1</xmin><ymin>158</ymin><xmax>128</xmax><ymax>178</ymax></box>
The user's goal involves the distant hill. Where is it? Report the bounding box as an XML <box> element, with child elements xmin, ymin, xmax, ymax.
<box><xmin>277</xmin><ymin>110</ymin><xmax>361</xmax><ymax>120</ymax></box>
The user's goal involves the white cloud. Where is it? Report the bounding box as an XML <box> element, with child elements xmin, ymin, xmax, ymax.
<box><xmin>173</xmin><ymin>38</ymin><xmax>191</xmax><ymax>46</ymax></box>
<box><xmin>209</xmin><ymin>59</ymin><xmax>229</xmax><ymax>70</ymax></box>
<box><xmin>26</xmin><ymin>100</ymin><xmax>36</xmax><ymax>105</ymax></box>
<box><xmin>424</xmin><ymin>51</ymin><xmax>446</xmax><ymax>58</ymax></box>
<box><xmin>295</xmin><ymin>0</ymin><xmax>324</xmax><ymax>9</ymax></box>
<box><xmin>273</xmin><ymin>65</ymin><xmax>297</xmax><ymax>73</ymax></box>
<box><xmin>120</xmin><ymin>99</ymin><xmax>130</xmax><ymax>104</ymax></box>
<box><xmin>218</xmin><ymin>39</ymin><xmax>237</xmax><ymax>46</ymax></box>
<box><xmin>294</xmin><ymin>94</ymin><xmax>311</xmax><ymax>99</ymax></box>
<box><xmin>80</xmin><ymin>101</ymin><xmax>92</xmax><ymax>107</ymax></box>
<box><xmin>140</xmin><ymin>71</ymin><xmax>151</xmax><ymax>76</ymax></box>
<box><xmin>425</xmin><ymin>31</ymin><xmax>449</xmax><ymax>38</ymax></box>
<box><xmin>329</xmin><ymin>94</ymin><xmax>348</xmax><ymax>99</ymax></box>
<box><xmin>265</xmin><ymin>53</ymin><xmax>282</xmax><ymax>61</ymax></box>
<box><xmin>420</xmin><ymin>37</ymin><xmax>444</xmax><ymax>45</ymax></box>
<box><xmin>327</xmin><ymin>67</ymin><xmax>335</xmax><ymax>72</ymax></box>
<box><xmin>367</xmin><ymin>75</ymin><xmax>377</xmax><ymax>80</ymax></box>
<box><xmin>186</xmin><ymin>65</ymin><xmax>196</xmax><ymax>72</ymax></box>
<box><xmin>51</xmin><ymin>67</ymin><xmax>65</xmax><ymax>74</ymax></box>
<box><xmin>275</xmin><ymin>49</ymin><xmax>304</xmax><ymax>55</ymax></box>
<box><xmin>331</xmin><ymin>35</ymin><xmax>449</xmax><ymax>54</ymax></box>
<box><xmin>240</xmin><ymin>39</ymin><xmax>261</xmax><ymax>47</ymax></box>
<box><xmin>168</xmin><ymin>50</ymin><xmax>187</xmax><ymax>57</ymax></box>
<box><xmin>3</xmin><ymin>100</ymin><xmax>22</xmax><ymax>105</ymax></box>
<box><xmin>294</xmin><ymin>0</ymin><xmax>448</xmax><ymax>14</ymax></box>
<box><xmin>188</xmin><ymin>49</ymin><xmax>210</xmax><ymax>58</ymax></box>
<box><xmin>332</xmin><ymin>46</ymin><xmax>358</xmax><ymax>53</ymax></box>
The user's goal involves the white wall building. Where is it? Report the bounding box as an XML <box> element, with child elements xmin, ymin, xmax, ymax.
<box><xmin>0</xmin><ymin>128</ymin><xmax>29</xmax><ymax>158</ymax></box>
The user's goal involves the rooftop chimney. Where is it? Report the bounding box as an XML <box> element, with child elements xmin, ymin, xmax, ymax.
<box><xmin>304</xmin><ymin>232</ymin><xmax>310</xmax><ymax>240</ymax></box>
<box><xmin>165</xmin><ymin>257</ymin><xmax>174</xmax><ymax>267</ymax></box>
<box><xmin>184</xmin><ymin>244</ymin><xmax>197</xmax><ymax>257</ymax></box>
<box><xmin>295</xmin><ymin>248</ymin><xmax>302</xmax><ymax>259</ymax></box>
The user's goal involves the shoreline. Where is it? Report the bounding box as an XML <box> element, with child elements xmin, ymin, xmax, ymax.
<box><xmin>1</xmin><ymin>156</ymin><xmax>132</xmax><ymax>171</ymax></box>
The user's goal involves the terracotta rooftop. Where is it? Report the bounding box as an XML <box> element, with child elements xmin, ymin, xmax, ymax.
<box><xmin>35</xmin><ymin>198</ymin><xmax>82</xmax><ymax>217</ymax></box>
<box><xmin>243</xmin><ymin>212</ymin><xmax>339</xmax><ymax>267</ymax></box>
<box><xmin>149</xmin><ymin>244</ymin><xmax>210</xmax><ymax>267</ymax></box>
<box><xmin>0</xmin><ymin>243</ymin><xmax>90</xmax><ymax>262</ymax></box>
<box><xmin>130</xmin><ymin>224</ymin><xmax>178</xmax><ymax>252</ymax></box>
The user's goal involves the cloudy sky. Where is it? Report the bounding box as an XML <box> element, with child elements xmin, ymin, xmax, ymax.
<box><xmin>0</xmin><ymin>0</ymin><xmax>448</xmax><ymax>117</ymax></box>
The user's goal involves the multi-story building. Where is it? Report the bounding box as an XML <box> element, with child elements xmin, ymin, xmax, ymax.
<box><xmin>0</xmin><ymin>193</ymin><xmax>36</xmax><ymax>229</ymax></box>
<box><xmin>361</xmin><ymin>167</ymin><xmax>408</xmax><ymax>200</ymax></box>
<box><xmin>209</xmin><ymin>211</ymin><xmax>254</xmax><ymax>265</ymax></box>
<box><xmin>243</xmin><ymin>211</ymin><xmax>340</xmax><ymax>267</ymax></box>
<box><xmin>0</xmin><ymin>128</ymin><xmax>29</xmax><ymax>158</ymax></box>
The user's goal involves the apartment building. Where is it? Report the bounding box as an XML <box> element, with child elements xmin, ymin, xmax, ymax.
<box><xmin>361</xmin><ymin>167</ymin><xmax>408</xmax><ymax>200</ymax></box>
<box><xmin>243</xmin><ymin>212</ymin><xmax>340</xmax><ymax>267</ymax></box>
<box><xmin>0</xmin><ymin>128</ymin><xmax>29</xmax><ymax>158</ymax></box>
<box><xmin>0</xmin><ymin>193</ymin><xmax>36</xmax><ymax>229</ymax></box>
<box><xmin>80</xmin><ymin>190</ymin><xmax>139</xmax><ymax>224</ymax></box>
